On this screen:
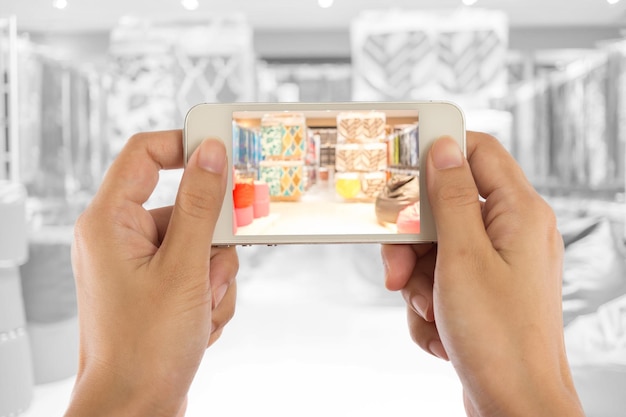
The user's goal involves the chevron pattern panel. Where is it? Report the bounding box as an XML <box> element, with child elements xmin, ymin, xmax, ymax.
<box><xmin>437</xmin><ymin>30</ymin><xmax>505</xmax><ymax>95</ymax></box>
<box><xmin>351</xmin><ymin>9</ymin><xmax>508</xmax><ymax>104</ymax></box>
<box><xmin>358</xmin><ymin>31</ymin><xmax>434</xmax><ymax>100</ymax></box>
<box><xmin>107</xmin><ymin>16</ymin><xmax>255</xmax><ymax>160</ymax></box>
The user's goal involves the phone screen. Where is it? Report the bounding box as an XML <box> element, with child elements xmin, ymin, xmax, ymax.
<box><xmin>230</xmin><ymin>108</ymin><xmax>420</xmax><ymax>236</ymax></box>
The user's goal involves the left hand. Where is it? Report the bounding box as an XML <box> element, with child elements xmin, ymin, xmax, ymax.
<box><xmin>65</xmin><ymin>130</ymin><xmax>238</xmax><ymax>417</ymax></box>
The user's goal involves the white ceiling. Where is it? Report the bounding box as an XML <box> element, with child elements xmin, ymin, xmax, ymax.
<box><xmin>2</xmin><ymin>0</ymin><xmax>626</xmax><ymax>33</ymax></box>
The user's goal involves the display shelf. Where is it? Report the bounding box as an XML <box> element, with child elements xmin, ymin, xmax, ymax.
<box><xmin>235</xmin><ymin>116</ymin><xmax>418</xmax><ymax>128</ymax></box>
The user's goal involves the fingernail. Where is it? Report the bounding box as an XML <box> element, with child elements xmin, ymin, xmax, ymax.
<box><xmin>410</xmin><ymin>294</ymin><xmax>429</xmax><ymax>320</ymax></box>
<box><xmin>197</xmin><ymin>139</ymin><xmax>226</xmax><ymax>174</ymax></box>
<box><xmin>213</xmin><ymin>283</ymin><xmax>228</xmax><ymax>308</ymax></box>
<box><xmin>432</xmin><ymin>137</ymin><xmax>463</xmax><ymax>170</ymax></box>
<box><xmin>429</xmin><ymin>340</ymin><xmax>449</xmax><ymax>361</ymax></box>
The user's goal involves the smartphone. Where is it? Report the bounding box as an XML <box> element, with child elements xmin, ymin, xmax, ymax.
<box><xmin>183</xmin><ymin>101</ymin><xmax>465</xmax><ymax>245</ymax></box>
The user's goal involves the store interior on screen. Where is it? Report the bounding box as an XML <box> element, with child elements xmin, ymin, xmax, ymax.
<box><xmin>231</xmin><ymin>111</ymin><xmax>420</xmax><ymax>236</ymax></box>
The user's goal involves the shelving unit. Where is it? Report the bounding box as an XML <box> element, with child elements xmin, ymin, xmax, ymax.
<box><xmin>0</xmin><ymin>16</ymin><xmax>18</xmax><ymax>181</ymax></box>
<box><xmin>231</xmin><ymin>109</ymin><xmax>421</xmax><ymax>237</ymax></box>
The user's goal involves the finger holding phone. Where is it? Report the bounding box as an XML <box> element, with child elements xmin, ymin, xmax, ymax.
<box><xmin>383</xmin><ymin>132</ymin><xmax>585</xmax><ymax>416</ymax></box>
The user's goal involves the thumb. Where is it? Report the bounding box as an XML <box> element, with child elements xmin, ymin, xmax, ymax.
<box><xmin>159</xmin><ymin>138</ymin><xmax>228</xmax><ymax>268</ymax></box>
<box><xmin>426</xmin><ymin>136</ymin><xmax>488</xmax><ymax>254</ymax></box>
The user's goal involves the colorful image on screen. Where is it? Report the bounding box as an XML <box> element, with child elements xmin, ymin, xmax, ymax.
<box><xmin>230</xmin><ymin>109</ymin><xmax>419</xmax><ymax>236</ymax></box>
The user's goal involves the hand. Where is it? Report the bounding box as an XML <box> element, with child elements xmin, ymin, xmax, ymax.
<box><xmin>382</xmin><ymin>133</ymin><xmax>585</xmax><ymax>416</ymax></box>
<box><xmin>65</xmin><ymin>130</ymin><xmax>238</xmax><ymax>417</ymax></box>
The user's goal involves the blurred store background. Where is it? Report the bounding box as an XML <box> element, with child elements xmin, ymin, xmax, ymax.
<box><xmin>0</xmin><ymin>1</ymin><xmax>625</xmax><ymax>416</ymax></box>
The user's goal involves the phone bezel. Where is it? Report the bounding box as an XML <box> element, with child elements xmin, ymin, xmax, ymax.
<box><xmin>184</xmin><ymin>101</ymin><xmax>465</xmax><ymax>245</ymax></box>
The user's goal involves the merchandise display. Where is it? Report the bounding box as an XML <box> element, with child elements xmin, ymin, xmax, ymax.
<box><xmin>360</xmin><ymin>172</ymin><xmax>388</xmax><ymax>199</ymax></box>
<box><xmin>335</xmin><ymin>143</ymin><xmax>387</xmax><ymax>172</ymax></box>
<box><xmin>260</xmin><ymin>112</ymin><xmax>307</xmax><ymax>160</ymax></box>
<box><xmin>336</xmin><ymin>111</ymin><xmax>386</xmax><ymax>143</ymax></box>
<box><xmin>335</xmin><ymin>172</ymin><xmax>362</xmax><ymax>200</ymax></box>
<box><xmin>375</xmin><ymin>175</ymin><xmax>420</xmax><ymax>225</ymax></box>
<box><xmin>503</xmin><ymin>40</ymin><xmax>626</xmax><ymax>195</ymax></box>
<box><xmin>351</xmin><ymin>9</ymin><xmax>508</xmax><ymax>107</ymax></box>
<box><xmin>258</xmin><ymin>160</ymin><xmax>305</xmax><ymax>201</ymax></box>
<box><xmin>396</xmin><ymin>202</ymin><xmax>421</xmax><ymax>234</ymax></box>
<box><xmin>334</xmin><ymin>111</ymin><xmax>391</xmax><ymax>203</ymax></box>
<box><xmin>230</xmin><ymin>108</ymin><xmax>421</xmax><ymax>236</ymax></box>
<box><xmin>108</xmin><ymin>17</ymin><xmax>255</xmax><ymax>159</ymax></box>
<box><xmin>314</xmin><ymin>128</ymin><xmax>338</xmax><ymax>168</ymax></box>
<box><xmin>232</xmin><ymin>122</ymin><xmax>262</xmax><ymax>170</ymax></box>
<box><xmin>4</xmin><ymin>37</ymin><xmax>106</xmax><ymax>200</ymax></box>
<box><xmin>253</xmin><ymin>181</ymin><xmax>270</xmax><ymax>218</ymax></box>
<box><xmin>389</xmin><ymin>124</ymin><xmax>419</xmax><ymax>168</ymax></box>
<box><xmin>233</xmin><ymin>179</ymin><xmax>254</xmax><ymax>227</ymax></box>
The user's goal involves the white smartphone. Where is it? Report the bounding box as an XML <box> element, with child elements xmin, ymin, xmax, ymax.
<box><xmin>183</xmin><ymin>101</ymin><xmax>465</xmax><ymax>245</ymax></box>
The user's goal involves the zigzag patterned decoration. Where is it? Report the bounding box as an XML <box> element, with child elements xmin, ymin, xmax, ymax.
<box><xmin>437</xmin><ymin>30</ymin><xmax>505</xmax><ymax>94</ymax></box>
<box><xmin>282</xmin><ymin>124</ymin><xmax>305</xmax><ymax>159</ymax></box>
<box><xmin>351</xmin><ymin>9</ymin><xmax>508</xmax><ymax>104</ymax></box>
<box><xmin>174</xmin><ymin>52</ymin><xmax>246</xmax><ymax>121</ymax></box>
<box><xmin>335</xmin><ymin>144</ymin><xmax>387</xmax><ymax>172</ymax></box>
<box><xmin>358</xmin><ymin>31</ymin><xmax>433</xmax><ymax>100</ymax></box>
<box><xmin>337</xmin><ymin>112</ymin><xmax>386</xmax><ymax>142</ymax></box>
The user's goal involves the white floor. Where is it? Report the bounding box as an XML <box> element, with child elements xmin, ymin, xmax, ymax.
<box><xmin>237</xmin><ymin>181</ymin><xmax>399</xmax><ymax>237</ymax></box>
<box><xmin>20</xmin><ymin>244</ymin><xmax>466</xmax><ymax>417</ymax></box>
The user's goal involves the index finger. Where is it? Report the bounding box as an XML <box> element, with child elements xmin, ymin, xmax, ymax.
<box><xmin>382</xmin><ymin>243</ymin><xmax>434</xmax><ymax>291</ymax></box>
<box><xmin>466</xmin><ymin>131</ymin><xmax>535</xmax><ymax>201</ymax></box>
<box><xmin>95</xmin><ymin>130</ymin><xmax>184</xmax><ymax>207</ymax></box>
<box><xmin>465</xmin><ymin>132</ymin><xmax>551</xmax><ymax>247</ymax></box>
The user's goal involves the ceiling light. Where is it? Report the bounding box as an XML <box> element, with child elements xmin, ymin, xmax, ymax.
<box><xmin>318</xmin><ymin>0</ymin><xmax>334</xmax><ymax>9</ymax></box>
<box><xmin>181</xmin><ymin>0</ymin><xmax>199</xmax><ymax>11</ymax></box>
<box><xmin>607</xmin><ymin>0</ymin><xmax>621</xmax><ymax>4</ymax></box>
<box><xmin>462</xmin><ymin>0</ymin><xmax>478</xmax><ymax>5</ymax></box>
<box><xmin>52</xmin><ymin>0</ymin><xmax>68</xmax><ymax>9</ymax></box>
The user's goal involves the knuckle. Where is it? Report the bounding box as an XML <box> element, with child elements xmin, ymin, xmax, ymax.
<box><xmin>176</xmin><ymin>189</ymin><xmax>218</xmax><ymax>220</ymax></box>
<box><xmin>126</xmin><ymin>132</ymin><xmax>148</xmax><ymax>149</ymax></box>
<box><xmin>539</xmin><ymin>203</ymin><xmax>563</xmax><ymax>253</ymax></box>
<box><xmin>435</xmin><ymin>182</ymin><xmax>478</xmax><ymax>209</ymax></box>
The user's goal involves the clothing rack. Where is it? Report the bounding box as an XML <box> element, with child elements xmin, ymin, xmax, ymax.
<box><xmin>501</xmin><ymin>39</ymin><xmax>626</xmax><ymax>201</ymax></box>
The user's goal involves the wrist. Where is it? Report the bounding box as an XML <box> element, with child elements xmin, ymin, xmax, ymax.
<box><xmin>65</xmin><ymin>361</ymin><xmax>185</xmax><ymax>417</ymax></box>
<box><xmin>464</xmin><ymin>355</ymin><xmax>585</xmax><ymax>417</ymax></box>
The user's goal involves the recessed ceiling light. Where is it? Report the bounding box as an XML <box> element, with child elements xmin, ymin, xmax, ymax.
<box><xmin>318</xmin><ymin>0</ymin><xmax>334</xmax><ymax>9</ymax></box>
<box><xmin>181</xmin><ymin>0</ymin><xmax>199</xmax><ymax>11</ymax></box>
<box><xmin>52</xmin><ymin>0</ymin><xmax>68</xmax><ymax>10</ymax></box>
<box><xmin>462</xmin><ymin>0</ymin><xmax>478</xmax><ymax>5</ymax></box>
<box><xmin>607</xmin><ymin>0</ymin><xmax>621</xmax><ymax>4</ymax></box>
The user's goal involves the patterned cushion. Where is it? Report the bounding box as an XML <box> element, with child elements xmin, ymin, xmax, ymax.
<box><xmin>560</xmin><ymin>217</ymin><xmax>626</xmax><ymax>326</ymax></box>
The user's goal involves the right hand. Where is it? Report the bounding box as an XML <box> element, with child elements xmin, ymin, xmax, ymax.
<box><xmin>382</xmin><ymin>133</ymin><xmax>585</xmax><ymax>416</ymax></box>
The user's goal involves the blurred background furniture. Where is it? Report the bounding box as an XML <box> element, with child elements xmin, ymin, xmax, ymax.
<box><xmin>0</xmin><ymin>181</ymin><xmax>33</xmax><ymax>416</ymax></box>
